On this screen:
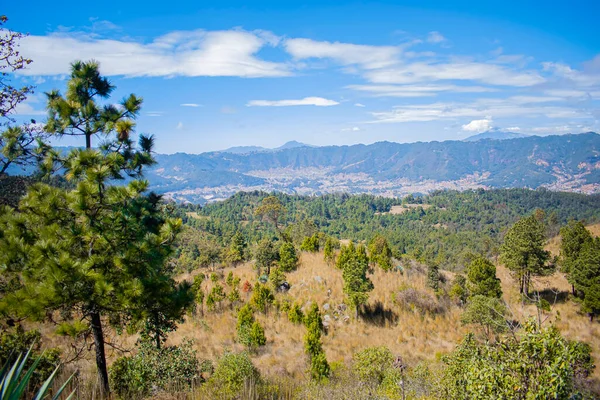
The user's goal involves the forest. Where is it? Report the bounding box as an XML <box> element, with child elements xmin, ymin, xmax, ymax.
<box><xmin>1</xmin><ymin>15</ymin><xmax>600</xmax><ymax>400</ymax></box>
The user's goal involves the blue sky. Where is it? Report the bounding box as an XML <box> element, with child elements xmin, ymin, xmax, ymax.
<box><xmin>4</xmin><ymin>0</ymin><xmax>600</xmax><ymax>153</ymax></box>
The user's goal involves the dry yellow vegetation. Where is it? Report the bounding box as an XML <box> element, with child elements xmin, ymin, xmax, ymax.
<box><xmin>37</xmin><ymin>224</ymin><xmax>600</xmax><ymax>395</ymax></box>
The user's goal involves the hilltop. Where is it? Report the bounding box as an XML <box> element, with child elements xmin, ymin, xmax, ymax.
<box><xmin>463</xmin><ymin>130</ymin><xmax>531</xmax><ymax>141</ymax></box>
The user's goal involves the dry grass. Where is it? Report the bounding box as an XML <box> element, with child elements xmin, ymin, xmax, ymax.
<box><xmin>170</xmin><ymin>252</ymin><xmax>467</xmax><ymax>383</ymax></box>
<box><xmin>28</xmin><ymin>224</ymin><xmax>600</xmax><ymax>395</ymax></box>
<box><xmin>381</xmin><ymin>204</ymin><xmax>432</xmax><ymax>215</ymax></box>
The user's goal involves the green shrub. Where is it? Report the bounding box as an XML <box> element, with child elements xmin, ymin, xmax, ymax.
<box><xmin>207</xmin><ymin>352</ymin><xmax>261</xmax><ymax>398</ymax></box>
<box><xmin>109</xmin><ymin>339</ymin><xmax>201</xmax><ymax>398</ymax></box>
<box><xmin>0</xmin><ymin>327</ymin><xmax>61</xmax><ymax>388</ymax></box>
<box><xmin>288</xmin><ymin>303</ymin><xmax>304</xmax><ymax>324</ymax></box>
<box><xmin>310</xmin><ymin>352</ymin><xmax>331</xmax><ymax>382</ymax></box>
<box><xmin>279</xmin><ymin>242</ymin><xmax>299</xmax><ymax>272</ymax></box>
<box><xmin>300</xmin><ymin>234</ymin><xmax>320</xmax><ymax>252</ymax></box>
<box><xmin>249</xmin><ymin>321</ymin><xmax>267</xmax><ymax>347</ymax></box>
<box><xmin>250</xmin><ymin>284</ymin><xmax>274</xmax><ymax>313</ymax></box>
<box><xmin>352</xmin><ymin>346</ymin><xmax>394</xmax><ymax>384</ymax></box>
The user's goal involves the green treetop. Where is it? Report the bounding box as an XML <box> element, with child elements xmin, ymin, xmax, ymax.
<box><xmin>500</xmin><ymin>214</ymin><xmax>553</xmax><ymax>295</ymax></box>
<box><xmin>368</xmin><ymin>234</ymin><xmax>393</xmax><ymax>272</ymax></box>
<box><xmin>571</xmin><ymin>237</ymin><xmax>600</xmax><ymax>322</ymax></box>
<box><xmin>466</xmin><ymin>257</ymin><xmax>503</xmax><ymax>299</ymax></box>
<box><xmin>559</xmin><ymin>220</ymin><xmax>593</xmax><ymax>294</ymax></box>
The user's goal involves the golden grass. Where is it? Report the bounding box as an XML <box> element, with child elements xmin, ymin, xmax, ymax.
<box><xmin>169</xmin><ymin>253</ymin><xmax>468</xmax><ymax>382</ymax></box>
<box><xmin>28</xmin><ymin>224</ymin><xmax>600</xmax><ymax>393</ymax></box>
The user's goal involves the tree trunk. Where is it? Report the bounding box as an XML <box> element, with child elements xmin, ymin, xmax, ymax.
<box><xmin>590</xmin><ymin>313</ymin><xmax>594</xmax><ymax>323</ymax></box>
<box><xmin>572</xmin><ymin>284</ymin><xmax>576</xmax><ymax>296</ymax></box>
<box><xmin>90</xmin><ymin>310</ymin><xmax>110</xmax><ymax>396</ymax></box>
<box><xmin>86</xmin><ymin>133</ymin><xmax>91</xmax><ymax>149</ymax></box>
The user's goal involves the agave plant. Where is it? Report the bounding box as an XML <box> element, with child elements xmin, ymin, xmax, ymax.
<box><xmin>0</xmin><ymin>347</ymin><xmax>74</xmax><ymax>400</ymax></box>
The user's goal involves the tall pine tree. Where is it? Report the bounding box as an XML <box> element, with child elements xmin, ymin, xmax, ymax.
<box><xmin>500</xmin><ymin>214</ymin><xmax>553</xmax><ymax>295</ymax></box>
<box><xmin>0</xmin><ymin>60</ymin><xmax>191</xmax><ymax>395</ymax></box>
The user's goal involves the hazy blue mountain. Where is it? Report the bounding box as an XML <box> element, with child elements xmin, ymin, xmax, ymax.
<box><xmin>146</xmin><ymin>132</ymin><xmax>600</xmax><ymax>202</ymax></box>
<box><xmin>463</xmin><ymin>130</ymin><xmax>531</xmax><ymax>142</ymax></box>
<box><xmin>220</xmin><ymin>140</ymin><xmax>315</xmax><ymax>154</ymax></box>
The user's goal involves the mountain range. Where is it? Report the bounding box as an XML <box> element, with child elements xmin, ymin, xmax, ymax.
<box><xmin>220</xmin><ymin>140</ymin><xmax>315</xmax><ymax>154</ymax></box>
<box><xmin>146</xmin><ymin>132</ymin><xmax>600</xmax><ymax>203</ymax></box>
<box><xmin>463</xmin><ymin>130</ymin><xmax>531</xmax><ymax>142</ymax></box>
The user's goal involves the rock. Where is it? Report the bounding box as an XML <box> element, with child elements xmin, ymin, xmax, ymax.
<box><xmin>323</xmin><ymin>303</ymin><xmax>330</xmax><ymax>311</ymax></box>
<box><xmin>337</xmin><ymin>303</ymin><xmax>347</xmax><ymax>312</ymax></box>
<box><xmin>324</xmin><ymin>314</ymin><xmax>331</xmax><ymax>322</ymax></box>
<box><xmin>278</xmin><ymin>281</ymin><xmax>291</xmax><ymax>292</ymax></box>
<box><xmin>314</xmin><ymin>276</ymin><xmax>323</xmax><ymax>284</ymax></box>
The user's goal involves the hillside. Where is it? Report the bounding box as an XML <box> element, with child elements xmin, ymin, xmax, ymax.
<box><xmin>463</xmin><ymin>130</ymin><xmax>531</xmax><ymax>141</ymax></box>
<box><xmin>147</xmin><ymin>132</ymin><xmax>600</xmax><ymax>203</ymax></box>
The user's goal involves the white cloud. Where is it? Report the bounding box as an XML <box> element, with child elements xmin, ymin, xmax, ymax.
<box><xmin>284</xmin><ymin>38</ymin><xmax>402</xmax><ymax>69</ymax></box>
<box><xmin>347</xmin><ymin>84</ymin><xmax>498</xmax><ymax>97</ymax></box>
<box><xmin>368</xmin><ymin>98</ymin><xmax>591</xmax><ymax>124</ymax></box>
<box><xmin>176</xmin><ymin>122</ymin><xmax>184</xmax><ymax>129</ymax></box>
<box><xmin>506</xmin><ymin>127</ymin><xmax>521</xmax><ymax>132</ymax></box>
<box><xmin>19</xmin><ymin>29</ymin><xmax>290</xmax><ymax>78</ymax></box>
<box><xmin>146</xmin><ymin>111</ymin><xmax>163</xmax><ymax>117</ymax></box>
<box><xmin>462</xmin><ymin>118</ymin><xmax>493</xmax><ymax>132</ymax></box>
<box><xmin>342</xmin><ymin>126</ymin><xmax>361</xmax><ymax>131</ymax></box>
<box><xmin>364</xmin><ymin>62</ymin><xmax>545</xmax><ymax>87</ymax></box>
<box><xmin>427</xmin><ymin>31</ymin><xmax>446</xmax><ymax>44</ymax></box>
<box><xmin>181</xmin><ymin>103</ymin><xmax>202</xmax><ymax>107</ymax></box>
<box><xmin>354</xmin><ymin>103</ymin><xmax>366</xmax><ymax>107</ymax></box>
<box><xmin>246</xmin><ymin>97</ymin><xmax>339</xmax><ymax>107</ymax></box>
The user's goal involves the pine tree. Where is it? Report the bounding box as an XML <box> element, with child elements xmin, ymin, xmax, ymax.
<box><xmin>225</xmin><ymin>232</ymin><xmax>247</xmax><ymax>266</ymax></box>
<box><xmin>278</xmin><ymin>242</ymin><xmax>298</xmax><ymax>272</ymax></box>
<box><xmin>559</xmin><ymin>220</ymin><xmax>592</xmax><ymax>295</ymax></box>
<box><xmin>466</xmin><ymin>257</ymin><xmax>503</xmax><ymax>299</ymax></box>
<box><xmin>571</xmin><ymin>238</ymin><xmax>600</xmax><ymax>321</ymax></box>
<box><xmin>500</xmin><ymin>214</ymin><xmax>553</xmax><ymax>295</ymax></box>
<box><xmin>323</xmin><ymin>237</ymin><xmax>336</xmax><ymax>265</ymax></box>
<box><xmin>255</xmin><ymin>195</ymin><xmax>286</xmax><ymax>232</ymax></box>
<box><xmin>427</xmin><ymin>264</ymin><xmax>440</xmax><ymax>291</ymax></box>
<box><xmin>339</xmin><ymin>244</ymin><xmax>374</xmax><ymax>319</ymax></box>
<box><xmin>0</xmin><ymin>61</ymin><xmax>191</xmax><ymax>395</ymax></box>
<box><xmin>368</xmin><ymin>234</ymin><xmax>393</xmax><ymax>271</ymax></box>
<box><xmin>255</xmin><ymin>238</ymin><xmax>279</xmax><ymax>275</ymax></box>
<box><xmin>303</xmin><ymin>304</ymin><xmax>329</xmax><ymax>381</ymax></box>
<box><xmin>0</xmin><ymin>154</ymin><xmax>187</xmax><ymax>394</ymax></box>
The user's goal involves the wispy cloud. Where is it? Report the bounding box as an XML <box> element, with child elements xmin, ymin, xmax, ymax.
<box><xmin>369</xmin><ymin>97</ymin><xmax>590</xmax><ymax>123</ymax></box>
<box><xmin>247</xmin><ymin>97</ymin><xmax>339</xmax><ymax>107</ymax></box>
<box><xmin>354</xmin><ymin>103</ymin><xmax>366</xmax><ymax>107</ymax></box>
<box><xmin>19</xmin><ymin>29</ymin><xmax>291</xmax><ymax>78</ymax></box>
<box><xmin>427</xmin><ymin>31</ymin><xmax>446</xmax><ymax>44</ymax></box>
<box><xmin>347</xmin><ymin>84</ymin><xmax>498</xmax><ymax>97</ymax></box>
<box><xmin>284</xmin><ymin>38</ymin><xmax>402</xmax><ymax>69</ymax></box>
<box><xmin>146</xmin><ymin>111</ymin><xmax>163</xmax><ymax>117</ymax></box>
<box><xmin>181</xmin><ymin>103</ymin><xmax>202</xmax><ymax>107</ymax></box>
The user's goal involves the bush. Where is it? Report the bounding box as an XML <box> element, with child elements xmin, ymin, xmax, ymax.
<box><xmin>237</xmin><ymin>304</ymin><xmax>266</xmax><ymax>348</ymax></box>
<box><xmin>249</xmin><ymin>321</ymin><xmax>267</xmax><ymax>347</ymax></box>
<box><xmin>288</xmin><ymin>303</ymin><xmax>304</xmax><ymax>324</ymax></box>
<box><xmin>207</xmin><ymin>352</ymin><xmax>261</xmax><ymax>398</ymax></box>
<box><xmin>300</xmin><ymin>234</ymin><xmax>320</xmax><ymax>252</ymax></box>
<box><xmin>352</xmin><ymin>346</ymin><xmax>394</xmax><ymax>384</ymax></box>
<box><xmin>0</xmin><ymin>327</ymin><xmax>61</xmax><ymax>388</ymax></box>
<box><xmin>279</xmin><ymin>242</ymin><xmax>299</xmax><ymax>272</ymax></box>
<box><xmin>250</xmin><ymin>283</ymin><xmax>274</xmax><ymax>313</ymax></box>
<box><xmin>109</xmin><ymin>339</ymin><xmax>201</xmax><ymax>398</ymax></box>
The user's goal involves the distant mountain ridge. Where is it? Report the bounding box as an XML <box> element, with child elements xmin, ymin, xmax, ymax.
<box><xmin>146</xmin><ymin>132</ymin><xmax>600</xmax><ymax>203</ymax></box>
<box><xmin>464</xmin><ymin>130</ymin><xmax>531</xmax><ymax>142</ymax></box>
<box><xmin>220</xmin><ymin>140</ymin><xmax>315</xmax><ymax>154</ymax></box>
